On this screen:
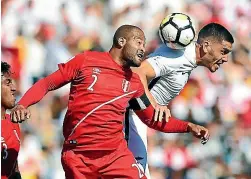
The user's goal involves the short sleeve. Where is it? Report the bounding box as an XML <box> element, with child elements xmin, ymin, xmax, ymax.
<box><xmin>146</xmin><ymin>56</ymin><xmax>171</xmax><ymax>77</ymax></box>
<box><xmin>58</xmin><ymin>54</ymin><xmax>85</xmax><ymax>82</ymax></box>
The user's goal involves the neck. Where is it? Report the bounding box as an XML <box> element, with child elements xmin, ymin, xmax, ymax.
<box><xmin>1</xmin><ymin>106</ymin><xmax>6</xmax><ymax>120</ymax></box>
<box><xmin>109</xmin><ymin>47</ymin><xmax>128</xmax><ymax>68</ymax></box>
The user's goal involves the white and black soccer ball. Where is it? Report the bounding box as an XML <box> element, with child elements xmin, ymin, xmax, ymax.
<box><xmin>159</xmin><ymin>13</ymin><xmax>195</xmax><ymax>49</ymax></box>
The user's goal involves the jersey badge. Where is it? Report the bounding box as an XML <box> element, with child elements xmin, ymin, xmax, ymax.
<box><xmin>122</xmin><ymin>79</ymin><xmax>130</xmax><ymax>92</ymax></box>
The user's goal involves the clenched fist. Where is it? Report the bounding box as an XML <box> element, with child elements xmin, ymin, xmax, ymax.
<box><xmin>10</xmin><ymin>104</ymin><xmax>30</xmax><ymax>123</ymax></box>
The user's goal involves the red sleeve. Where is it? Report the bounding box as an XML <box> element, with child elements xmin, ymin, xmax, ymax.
<box><xmin>134</xmin><ymin>105</ymin><xmax>189</xmax><ymax>133</ymax></box>
<box><xmin>18</xmin><ymin>70</ymin><xmax>67</xmax><ymax>108</ymax></box>
<box><xmin>18</xmin><ymin>54</ymin><xmax>84</xmax><ymax>108</ymax></box>
<box><xmin>58</xmin><ymin>54</ymin><xmax>84</xmax><ymax>82</ymax></box>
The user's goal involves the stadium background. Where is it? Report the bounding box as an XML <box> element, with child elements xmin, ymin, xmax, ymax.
<box><xmin>1</xmin><ymin>0</ymin><xmax>251</xmax><ymax>178</ymax></box>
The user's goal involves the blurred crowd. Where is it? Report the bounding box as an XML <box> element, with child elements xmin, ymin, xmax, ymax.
<box><xmin>1</xmin><ymin>0</ymin><xmax>251</xmax><ymax>178</ymax></box>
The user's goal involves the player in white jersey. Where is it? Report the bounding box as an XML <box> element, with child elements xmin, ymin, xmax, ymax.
<box><xmin>126</xmin><ymin>23</ymin><xmax>234</xmax><ymax>178</ymax></box>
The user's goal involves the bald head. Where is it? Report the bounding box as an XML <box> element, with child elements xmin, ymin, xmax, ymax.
<box><xmin>113</xmin><ymin>25</ymin><xmax>144</xmax><ymax>47</ymax></box>
<box><xmin>110</xmin><ymin>24</ymin><xmax>146</xmax><ymax>68</ymax></box>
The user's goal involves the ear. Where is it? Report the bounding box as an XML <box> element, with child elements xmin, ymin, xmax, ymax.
<box><xmin>118</xmin><ymin>37</ymin><xmax>126</xmax><ymax>47</ymax></box>
<box><xmin>202</xmin><ymin>40</ymin><xmax>210</xmax><ymax>53</ymax></box>
<box><xmin>203</xmin><ymin>40</ymin><xmax>214</xmax><ymax>55</ymax></box>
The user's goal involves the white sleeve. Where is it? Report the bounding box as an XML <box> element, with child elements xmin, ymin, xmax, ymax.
<box><xmin>146</xmin><ymin>56</ymin><xmax>171</xmax><ymax>78</ymax></box>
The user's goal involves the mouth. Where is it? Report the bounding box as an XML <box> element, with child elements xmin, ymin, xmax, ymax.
<box><xmin>137</xmin><ymin>52</ymin><xmax>144</xmax><ymax>61</ymax></box>
<box><xmin>213</xmin><ymin>60</ymin><xmax>224</xmax><ymax>70</ymax></box>
<box><xmin>11</xmin><ymin>93</ymin><xmax>16</xmax><ymax>101</ymax></box>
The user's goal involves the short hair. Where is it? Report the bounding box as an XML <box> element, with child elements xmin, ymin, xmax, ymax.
<box><xmin>1</xmin><ymin>61</ymin><xmax>11</xmax><ymax>75</ymax></box>
<box><xmin>197</xmin><ymin>23</ymin><xmax>234</xmax><ymax>44</ymax></box>
<box><xmin>113</xmin><ymin>25</ymin><xmax>143</xmax><ymax>46</ymax></box>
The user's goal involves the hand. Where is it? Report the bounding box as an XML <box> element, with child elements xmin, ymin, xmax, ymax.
<box><xmin>154</xmin><ymin>104</ymin><xmax>171</xmax><ymax>122</ymax></box>
<box><xmin>187</xmin><ymin>123</ymin><xmax>210</xmax><ymax>145</ymax></box>
<box><xmin>11</xmin><ymin>104</ymin><xmax>31</xmax><ymax>123</ymax></box>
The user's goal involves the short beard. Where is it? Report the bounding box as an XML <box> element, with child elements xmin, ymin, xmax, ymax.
<box><xmin>128</xmin><ymin>58</ymin><xmax>140</xmax><ymax>67</ymax></box>
<box><xmin>122</xmin><ymin>48</ymin><xmax>139</xmax><ymax>68</ymax></box>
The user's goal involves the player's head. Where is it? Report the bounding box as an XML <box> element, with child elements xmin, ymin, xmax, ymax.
<box><xmin>1</xmin><ymin>61</ymin><xmax>16</xmax><ymax>110</ymax></box>
<box><xmin>196</xmin><ymin>23</ymin><xmax>234</xmax><ymax>72</ymax></box>
<box><xmin>112</xmin><ymin>25</ymin><xmax>146</xmax><ymax>67</ymax></box>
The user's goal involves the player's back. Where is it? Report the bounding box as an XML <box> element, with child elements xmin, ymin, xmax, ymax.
<box><xmin>61</xmin><ymin>51</ymin><xmax>143</xmax><ymax>151</ymax></box>
<box><xmin>147</xmin><ymin>43</ymin><xmax>197</xmax><ymax>105</ymax></box>
<box><xmin>1</xmin><ymin>114</ymin><xmax>21</xmax><ymax>178</ymax></box>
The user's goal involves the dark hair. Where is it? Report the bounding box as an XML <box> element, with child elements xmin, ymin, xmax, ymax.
<box><xmin>113</xmin><ymin>25</ymin><xmax>143</xmax><ymax>46</ymax></box>
<box><xmin>197</xmin><ymin>23</ymin><xmax>234</xmax><ymax>44</ymax></box>
<box><xmin>1</xmin><ymin>61</ymin><xmax>11</xmax><ymax>75</ymax></box>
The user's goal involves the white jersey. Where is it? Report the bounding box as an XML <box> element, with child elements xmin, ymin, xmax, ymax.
<box><xmin>127</xmin><ymin>43</ymin><xmax>197</xmax><ymax>179</ymax></box>
<box><xmin>147</xmin><ymin>43</ymin><xmax>197</xmax><ymax>105</ymax></box>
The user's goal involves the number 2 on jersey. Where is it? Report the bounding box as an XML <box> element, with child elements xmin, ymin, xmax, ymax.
<box><xmin>87</xmin><ymin>74</ymin><xmax>98</xmax><ymax>91</ymax></box>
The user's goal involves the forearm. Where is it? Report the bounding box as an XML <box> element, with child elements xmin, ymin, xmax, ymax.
<box><xmin>18</xmin><ymin>78</ymin><xmax>49</xmax><ymax>108</ymax></box>
<box><xmin>134</xmin><ymin>105</ymin><xmax>189</xmax><ymax>133</ymax></box>
<box><xmin>18</xmin><ymin>70</ymin><xmax>67</xmax><ymax>108</ymax></box>
<box><xmin>137</xmin><ymin>71</ymin><xmax>156</xmax><ymax>106</ymax></box>
<box><xmin>131</xmin><ymin>63</ymin><xmax>156</xmax><ymax>106</ymax></box>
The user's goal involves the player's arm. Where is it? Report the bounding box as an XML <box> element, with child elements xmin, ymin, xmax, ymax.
<box><xmin>129</xmin><ymin>94</ymin><xmax>188</xmax><ymax>133</ymax></box>
<box><xmin>129</xmin><ymin>93</ymin><xmax>209</xmax><ymax>144</ymax></box>
<box><xmin>9</xmin><ymin>161</ymin><xmax>22</xmax><ymax>179</ymax></box>
<box><xmin>131</xmin><ymin>60</ymin><xmax>157</xmax><ymax>107</ymax></box>
<box><xmin>132</xmin><ymin>59</ymin><xmax>171</xmax><ymax>121</ymax></box>
<box><xmin>11</xmin><ymin>54</ymin><xmax>84</xmax><ymax>123</ymax></box>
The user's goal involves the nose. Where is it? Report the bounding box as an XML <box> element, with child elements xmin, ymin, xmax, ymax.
<box><xmin>11</xmin><ymin>83</ymin><xmax>16</xmax><ymax>93</ymax></box>
<box><xmin>141</xmin><ymin>45</ymin><xmax>146</xmax><ymax>54</ymax></box>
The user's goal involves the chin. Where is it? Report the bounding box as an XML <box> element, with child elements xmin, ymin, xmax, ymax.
<box><xmin>210</xmin><ymin>68</ymin><xmax>216</xmax><ymax>72</ymax></box>
<box><xmin>209</xmin><ymin>66</ymin><xmax>218</xmax><ymax>72</ymax></box>
<box><xmin>10</xmin><ymin>100</ymin><xmax>16</xmax><ymax>108</ymax></box>
<box><xmin>133</xmin><ymin>63</ymin><xmax>141</xmax><ymax>67</ymax></box>
<box><xmin>130</xmin><ymin>60</ymin><xmax>141</xmax><ymax>67</ymax></box>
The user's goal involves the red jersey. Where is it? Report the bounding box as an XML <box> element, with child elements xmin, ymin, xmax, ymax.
<box><xmin>59</xmin><ymin>51</ymin><xmax>144</xmax><ymax>151</ymax></box>
<box><xmin>1</xmin><ymin>114</ymin><xmax>21</xmax><ymax>178</ymax></box>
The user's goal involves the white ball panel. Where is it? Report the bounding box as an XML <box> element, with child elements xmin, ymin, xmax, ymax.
<box><xmin>161</xmin><ymin>24</ymin><xmax>178</xmax><ymax>42</ymax></box>
<box><xmin>179</xmin><ymin>28</ymin><xmax>195</xmax><ymax>45</ymax></box>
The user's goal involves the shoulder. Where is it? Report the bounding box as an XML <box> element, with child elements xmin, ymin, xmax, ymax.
<box><xmin>70</xmin><ymin>51</ymin><xmax>106</xmax><ymax>61</ymax></box>
<box><xmin>84</xmin><ymin>51</ymin><xmax>108</xmax><ymax>60</ymax></box>
<box><xmin>81</xmin><ymin>51</ymin><xmax>111</xmax><ymax>66</ymax></box>
<box><xmin>148</xmin><ymin>44</ymin><xmax>185</xmax><ymax>59</ymax></box>
<box><xmin>147</xmin><ymin>45</ymin><xmax>185</xmax><ymax>66</ymax></box>
<box><xmin>146</xmin><ymin>54</ymin><xmax>186</xmax><ymax>72</ymax></box>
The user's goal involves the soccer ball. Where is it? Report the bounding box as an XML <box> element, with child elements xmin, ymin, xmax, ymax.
<box><xmin>159</xmin><ymin>13</ymin><xmax>195</xmax><ymax>49</ymax></box>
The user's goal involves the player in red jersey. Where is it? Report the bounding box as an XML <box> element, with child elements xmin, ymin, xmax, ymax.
<box><xmin>1</xmin><ymin>62</ymin><xmax>22</xmax><ymax>179</ymax></box>
<box><xmin>11</xmin><ymin>25</ymin><xmax>209</xmax><ymax>179</ymax></box>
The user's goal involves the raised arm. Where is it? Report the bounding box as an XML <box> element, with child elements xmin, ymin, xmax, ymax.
<box><xmin>131</xmin><ymin>60</ymin><xmax>157</xmax><ymax>106</ymax></box>
<box><xmin>129</xmin><ymin>93</ymin><xmax>210</xmax><ymax>144</ymax></box>
<box><xmin>11</xmin><ymin>54</ymin><xmax>84</xmax><ymax>123</ymax></box>
<box><xmin>18</xmin><ymin>70</ymin><xmax>67</xmax><ymax>108</ymax></box>
<box><xmin>129</xmin><ymin>95</ymin><xmax>188</xmax><ymax>133</ymax></box>
<box><xmin>132</xmin><ymin>59</ymin><xmax>171</xmax><ymax>121</ymax></box>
